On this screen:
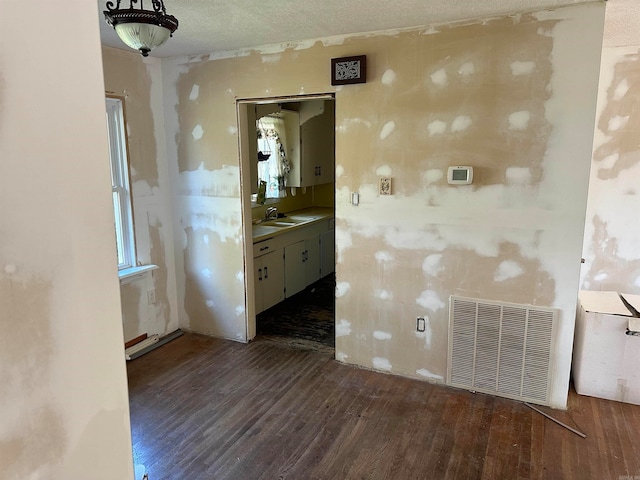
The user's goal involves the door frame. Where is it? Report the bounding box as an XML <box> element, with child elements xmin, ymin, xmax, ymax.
<box><xmin>236</xmin><ymin>93</ymin><xmax>335</xmax><ymax>341</ymax></box>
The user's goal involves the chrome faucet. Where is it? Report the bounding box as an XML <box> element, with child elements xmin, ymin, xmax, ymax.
<box><xmin>265</xmin><ymin>206</ymin><xmax>278</xmax><ymax>221</ymax></box>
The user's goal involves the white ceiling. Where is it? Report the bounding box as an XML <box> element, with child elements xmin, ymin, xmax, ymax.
<box><xmin>97</xmin><ymin>0</ymin><xmax>638</xmax><ymax>58</ymax></box>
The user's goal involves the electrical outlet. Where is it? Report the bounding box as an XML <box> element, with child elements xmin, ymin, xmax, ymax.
<box><xmin>147</xmin><ymin>290</ymin><xmax>156</xmax><ymax>305</ymax></box>
<box><xmin>416</xmin><ymin>317</ymin><xmax>426</xmax><ymax>332</ymax></box>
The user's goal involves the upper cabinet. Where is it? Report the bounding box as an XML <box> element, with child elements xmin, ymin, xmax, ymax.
<box><xmin>287</xmin><ymin>99</ymin><xmax>335</xmax><ymax>188</ymax></box>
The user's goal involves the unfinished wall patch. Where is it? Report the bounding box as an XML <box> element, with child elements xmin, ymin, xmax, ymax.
<box><xmin>374</xmin><ymin>289</ymin><xmax>393</xmax><ymax>300</ymax></box>
<box><xmin>415</xmin><ymin>317</ymin><xmax>432</xmax><ymax>348</ymax></box>
<box><xmin>416</xmin><ymin>290</ymin><xmax>445</xmax><ymax>311</ymax></box>
<box><xmin>422</xmin><ymin>254</ymin><xmax>444</xmax><ymax>276</ymax></box>
<box><xmin>423</xmin><ymin>169</ymin><xmax>444</xmax><ymax>184</ymax></box>
<box><xmin>376</xmin><ymin>165</ymin><xmax>393</xmax><ymax>177</ymax></box>
<box><xmin>336</xmin><ymin>281</ymin><xmax>351</xmax><ymax>297</ymax></box>
<box><xmin>428</xmin><ymin>120</ymin><xmax>447</xmax><ymax>136</ymax></box>
<box><xmin>0</xmin><ymin>273</ymin><xmax>67</xmax><ymax>479</ymax></box>
<box><xmin>508</xmin><ymin>110</ymin><xmax>531</xmax><ymax>130</ymax></box>
<box><xmin>608</xmin><ymin>115</ymin><xmax>630</xmax><ymax>131</ymax></box>
<box><xmin>381</xmin><ymin>69</ymin><xmax>397</xmax><ymax>86</ymax></box>
<box><xmin>458</xmin><ymin>61</ymin><xmax>475</xmax><ymax>76</ymax></box>
<box><xmin>380</xmin><ymin>121</ymin><xmax>396</xmax><ymax>140</ymax></box>
<box><xmin>430</xmin><ymin>68</ymin><xmax>448</xmax><ymax>87</ymax></box>
<box><xmin>416</xmin><ymin>368</ymin><xmax>444</xmax><ymax>381</ymax></box>
<box><xmin>192</xmin><ymin>124</ymin><xmax>204</xmax><ymax>140</ymax></box>
<box><xmin>189</xmin><ymin>84</ymin><xmax>200</xmax><ymax>101</ymax></box>
<box><xmin>451</xmin><ymin>115</ymin><xmax>472</xmax><ymax>132</ymax></box>
<box><xmin>511</xmin><ymin>61</ymin><xmax>536</xmax><ymax>75</ymax></box>
<box><xmin>373</xmin><ymin>357</ymin><xmax>392</xmax><ymax>371</ymax></box>
<box><xmin>337</xmin><ymin>118</ymin><xmax>372</xmax><ymax>133</ymax></box>
<box><xmin>375</xmin><ymin>250</ymin><xmax>394</xmax><ymax>263</ymax></box>
<box><xmin>494</xmin><ymin>260</ymin><xmax>525</xmax><ymax>281</ymax></box>
<box><xmin>336</xmin><ymin>319</ymin><xmax>352</xmax><ymax>337</ymax></box>
<box><xmin>373</xmin><ymin>331</ymin><xmax>392</xmax><ymax>340</ymax></box>
<box><xmin>201</xmin><ymin>267</ymin><xmax>213</xmax><ymax>278</ymax></box>
<box><xmin>613</xmin><ymin>78</ymin><xmax>630</xmax><ymax>100</ymax></box>
<box><xmin>505</xmin><ymin>167</ymin><xmax>532</xmax><ymax>185</ymax></box>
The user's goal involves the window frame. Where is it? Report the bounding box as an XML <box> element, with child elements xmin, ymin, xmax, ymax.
<box><xmin>105</xmin><ymin>95</ymin><xmax>137</xmax><ymax>270</ymax></box>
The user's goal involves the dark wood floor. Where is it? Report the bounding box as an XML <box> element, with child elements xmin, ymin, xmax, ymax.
<box><xmin>127</xmin><ymin>333</ymin><xmax>640</xmax><ymax>480</ymax></box>
<box><xmin>257</xmin><ymin>274</ymin><xmax>335</xmax><ymax>347</ymax></box>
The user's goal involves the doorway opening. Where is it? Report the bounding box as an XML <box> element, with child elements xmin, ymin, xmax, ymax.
<box><xmin>237</xmin><ymin>94</ymin><xmax>336</xmax><ymax>349</ymax></box>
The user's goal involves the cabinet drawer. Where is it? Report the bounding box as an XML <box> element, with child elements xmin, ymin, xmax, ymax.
<box><xmin>253</xmin><ymin>237</ymin><xmax>279</xmax><ymax>258</ymax></box>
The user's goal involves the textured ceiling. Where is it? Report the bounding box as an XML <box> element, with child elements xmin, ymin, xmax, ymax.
<box><xmin>602</xmin><ymin>0</ymin><xmax>640</xmax><ymax>47</ymax></box>
<box><xmin>97</xmin><ymin>0</ymin><xmax>609</xmax><ymax>58</ymax></box>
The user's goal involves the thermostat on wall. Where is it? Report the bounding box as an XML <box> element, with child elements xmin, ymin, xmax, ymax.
<box><xmin>447</xmin><ymin>166</ymin><xmax>473</xmax><ymax>185</ymax></box>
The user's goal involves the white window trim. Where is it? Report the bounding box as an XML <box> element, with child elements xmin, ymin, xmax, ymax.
<box><xmin>106</xmin><ymin>97</ymin><xmax>136</xmax><ymax>270</ymax></box>
<box><xmin>119</xmin><ymin>264</ymin><xmax>159</xmax><ymax>285</ymax></box>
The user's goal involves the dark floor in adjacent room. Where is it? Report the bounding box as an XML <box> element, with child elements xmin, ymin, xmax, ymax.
<box><xmin>256</xmin><ymin>273</ymin><xmax>335</xmax><ymax>348</ymax></box>
<box><xmin>127</xmin><ymin>333</ymin><xmax>640</xmax><ymax>480</ymax></box>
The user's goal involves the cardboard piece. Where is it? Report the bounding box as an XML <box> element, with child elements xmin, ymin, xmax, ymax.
<box><xmin>573</xmin><ymin>290</ymin><xmax>640</xmax><ymax>405</ymax></box>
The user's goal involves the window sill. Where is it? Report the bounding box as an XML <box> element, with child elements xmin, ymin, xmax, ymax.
<box><xmin>119</xmin><ymin>265</ymin><xmax>158</xmax><ymax>285</ymax></box>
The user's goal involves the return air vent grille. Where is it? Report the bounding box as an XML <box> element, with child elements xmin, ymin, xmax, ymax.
<box><xmin>447</xmin><ymin>296</ymin><xmax>556</xmax><ymax>406</ymax></box>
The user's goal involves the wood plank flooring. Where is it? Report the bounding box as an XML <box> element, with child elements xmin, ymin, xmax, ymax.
<box><xmin>257</xmin><ymin>274</ymin><xmax>335</xmax><ymax>347</ymax></box>
<box><xmin>127</xmin><ymin>333</ymin><xmax>640</xmax><ymax>480</ymax></box>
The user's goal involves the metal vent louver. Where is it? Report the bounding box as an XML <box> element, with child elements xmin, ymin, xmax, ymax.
<box><xmin>447</xmin><ymin>296</ymin><xmax>556</xmax><ymax>406</ymax></box>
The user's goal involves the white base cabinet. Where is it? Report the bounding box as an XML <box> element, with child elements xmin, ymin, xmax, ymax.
<box><xmin>285</xmin><ymin>236</ymin><xmax>322</xmax><ymax>299</ymax></box>
<box><xmin>254</xmin><ymin>215</ymin><xmax>335</xmax><ymax>313</ymax></box>
<box><xmin>285</xmin><ymin>241</ymin><xmax>306</xmax><ymax>298</ymax></box>
<box><xmin>305</xmin><ymin>236</ymin><xmax>321</xmax><ymax>287</ymax></box>
<box><xmin>254</xmin><ymin>249</ymin><xmax>284</xmax><ymax>314</ymax></box>
<box><xmin>320</xmin><ymin>229</ymin><xmax>335</xmax><ymax>278</ymax></box>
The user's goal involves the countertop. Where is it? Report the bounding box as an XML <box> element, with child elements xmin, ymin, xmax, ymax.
<box><xmin>252</xmin><ymin>207</ymin><xmax>334</xmax><ymax>243</ymax></box>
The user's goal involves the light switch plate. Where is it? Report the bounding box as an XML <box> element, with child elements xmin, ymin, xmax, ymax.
<box><xmin>379</xmin><ymin>177</ymin><xmax>391</xmax><ymax>195</ymax></box>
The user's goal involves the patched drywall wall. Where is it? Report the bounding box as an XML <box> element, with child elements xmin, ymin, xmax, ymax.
<box><xmin>0</xmin><ymin>2</ymin><xmax>133</xmax><ymax>478</ymax></box>
<box><xmin>582</xmin><ymin>44</ymin><xmax>640</xmax><ymax>294</ymax></box>
<box><xmin>102</xmin><ymin>46</ymin><xmax>179</xmax><ymax>342</ymax></box>
<box><xmin>162</xmin><ymin>3</ymin><xmax>604</xmax><ymax>407</ymax></box>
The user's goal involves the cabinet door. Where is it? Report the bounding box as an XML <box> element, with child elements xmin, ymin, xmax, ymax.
<box><xmin>320</xmin><ymin>229</ymin><xmax>335</xmax><ymax>278</ymax></box>
<box><xmin>259</xmin><ymin>249</ymin><xmax>285</xmax><ymax>312</ymax></box>
<box><xmin>299</xmin><ymin>100</ymin><xmax>335</xmax><ymax>187</ymax></box>
<box><xmin>254</xmin><ymin>256</ymin><xmax>265</xmax><ymax>314</ymax></box>
<box><xmin>285</xmin><ymin>241</ymin><xmax>306</xmax><ymax>298</ymax></box>
<box><xmin>316</xmin><ymin>100</ymin><xmax>335</xmax><ymax>185</ymax></box>
<box><xmin>282</xmin><ymin>110</ymin><xmax>302</xmax><ymax>187</ymax></box>
<box><xmin>305</xmin><ymin>236</ymin><xmax>321</xmax><ymax>286</ymax></box>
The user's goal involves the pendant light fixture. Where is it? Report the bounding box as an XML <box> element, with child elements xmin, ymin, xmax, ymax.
<box><xmin>104</xmin><ymin>0</ymin><xmax>179</xmax><ymax>57</ymax></box>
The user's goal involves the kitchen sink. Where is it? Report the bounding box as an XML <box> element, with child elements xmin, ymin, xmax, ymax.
<box><xmin>262</xmin><ymin>218</ymin><xmax>306</xmax><ymax>227</ymax></box>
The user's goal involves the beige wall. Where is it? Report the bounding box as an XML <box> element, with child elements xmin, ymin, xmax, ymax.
<box><xmin>0</xmin><ymin>2</ymin><xmax>133</xmax><ymax>479</ymax></box>
<box><xmin>102</xmin><ymin>47</ymin><xmax>180</xmax><ymax>342</ymax></box>
<box><xmin>161</xmin><ymin>2</ymin><xmax>605</xmax><ymax>408</ymax></box>
<box><xmin>582</xmin><ymin>43</ymin><xmax>640</xmax><ymax>294</ymax></box>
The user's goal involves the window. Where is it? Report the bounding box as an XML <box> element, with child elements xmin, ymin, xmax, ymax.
<box><xmin>256</xmin><ymin>115</ymin><xmax>290</xmax><ymax>200</ymax></box>
<box><xmin>105</xmin><ymin>97</ymin><xmax>135</xmax><ymax>270</ymax></box>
